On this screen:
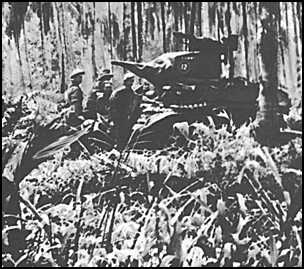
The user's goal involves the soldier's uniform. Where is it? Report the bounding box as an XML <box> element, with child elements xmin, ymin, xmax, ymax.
<box><xmin>109</xmin><ymin>73</ymin><xmax>142</xmax><ymax>149</ymax></box>
<box><xmin>85</xmin><ymin>69</ymin><xmax>113</xmax><ymax>119</ymax></box>
<box><xmin>65</xmin><ymin>68</ymin><xmax>85</xmax><ymax>126</ymax></box>
<box><xmin>85</xmin><ymin>85</ymin><xmax>99</xmax><ymax>120</ymax></box>
<box><xmin>65</xmin><ymin>84</ymin><xmax>83</xmax><ymax>115</ymax></box>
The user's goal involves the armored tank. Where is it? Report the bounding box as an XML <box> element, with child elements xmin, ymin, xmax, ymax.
<box><xmin>111</xmin><ymin>32</ymin><xmax>291</xmax><ymax>148</ymax></box>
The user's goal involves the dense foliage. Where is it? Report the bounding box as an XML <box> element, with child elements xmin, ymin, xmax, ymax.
<box><xmin>2</xmin><ymin>93</ymin><xmax>302</xmax><ymax>267</ymax></box>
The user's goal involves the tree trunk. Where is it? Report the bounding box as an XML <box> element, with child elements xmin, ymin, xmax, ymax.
<box><xmin>123</xmin><ymin>2</ymin><xmax>127</xmax><ymax>61</ymax></box>
<box><xmin>197</xmin><ymin>2</ymin><xmax>202</xmax><ymax>36</ymax></box>
<box><xmin>22</xmin><ymin>23</ymin><xmax>32</xmax><ymax>89</ymax></box>
<box><xmin>14</xmin><ymin>38</ymin><xmax>26</xmax><ymax>92</ymax></box>
<box><xmin>208</xmin><ymin>2</ymin><xmax>217</xmax><ymax>39</ymax></box>
<box><xmin>183</xmin><ymin>2</ymin><xmax>189</xmax><ymax>35</ymax></box>
<box><xmin>226</xmin><ymin>3</ymin><xmax>234</xmax><ymax>78</ymax></box>
<box><xmin>108</xmin><ymin>2</ymin><xmax>113</xmax><ymax>63</ymax></box>
<box><xmin>254</xmin><ymin>2</ymin><xmax>260</xmax><ymax>78</ymax></box>
<box><xmin>216</xmin><ymin>7</ymin><xmax>222</xmax><ymax>42</ymax></box>
<box><xmin>242</xmin><ymin>2</ymin><xmax>249</xmax><ymax>80</ymax></box>
<box><xmin>292</xmin><ymin>2</ymin><xmax>302</xmax><ymax>90</ymax></box>
<box><xmin>91</xmin><ymin>2</ymin><xmax>97</xmax><ymax>79</ymax></box>
<box><xmin>131</xmin><ymin>2</ymin><xmax>137</xmax><ymax>61</ymax></box>
<box><xmin>254</xmin><ymin>2</ymin><xmax>281</xmax><ymax>146</ymax></box>
<box><xmin>297</xmin><ymin>2</ymin><xmax>302</xmax><ymax>42</ymax></box>
<box><xmin>278</xmin><ymin>3</ymin><xmax>287</xmax><ymax>88</ymax></box>
<box><xmin>137</xmin><ymin>2</ymin><xmax>143</xmax><ymax>62</ymax></box>
<box><xmin>60</xmin><ymin>2</ymin><xmax>67</xmax><ymax>92</ymax></box>
<box><xmin>54</xmin><ymin>2</ymin><xmax>63</xmax><ymax>93</ymax></box>
<box><xmin>189</xmin><ymin>2</ymin><xmax>196</xmax><ymax>36</ymax></box>
<box><xmin>179</xmin><ymin>2</ymin><xmax>183</xmax><ymax>34</ymax></box>
<box><xmin>39</xmin><ymin>2</ymin><xmax>46</xmax><ymax>77</ymax></box>
<box><xmin>173</xmin><ymin>2</ymin><xmax>180</xmax><ymax>51</ymax></box>
<box><xmin>161</xmin><ymin>2</ymin><xmax>166</xmax><ymax>52</ymax></box>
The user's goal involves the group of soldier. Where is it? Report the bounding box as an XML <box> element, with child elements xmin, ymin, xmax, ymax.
<box><xmin>64</xmin><ymin>67</ymin><xmax>147</xmax><ymax>149</ymax></box>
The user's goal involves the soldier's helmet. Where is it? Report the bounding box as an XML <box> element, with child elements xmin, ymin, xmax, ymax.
<box><xmin>124</xmin><ymin>72</ymin><xmax>135</xmax><ymax>82</ymax></box>
<box><xmin>70</xmin><ymin>68</ymin><xmax>85</xmax><ymax>79</ymax></box>
<box><xmin>97</xmin><ymin>68</ymin><xmax>113</xmax><ymax>82</ymax></box>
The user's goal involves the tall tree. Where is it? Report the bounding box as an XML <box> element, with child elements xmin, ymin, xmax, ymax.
<box><xmin>297</xmin><ymin>2</ymin><xmax>302</xmax><ymax>42</ymax></box>
<box><xmin>131</xmin><ymin>2</ymin><xmax>137</xmax><ymax>61</ymax></box>
<box><xmin>123</xmin><ymin>2</ymin><xmax>128</xmax><ymax>61</ymax></box>
<box><xmin>208</xmin><ymin>2</ymin><xmax>217</xmax><ymax>39</ymax></box>
<box><xmin>108</xmin><ymin>2</ymin><xmax>113</xmax><ymax>62</ymax></box>
<box><xmin>292</xmin><ymin>2</ymin><xmax>301</xmax><ymax>91</ymax></box>
<box><xmin>183</xmin><ymin>2</ymin><xmax>189</xmax><ymax>34</ymax></box>
<box><xmin>91</xmin><ymin>2</ymin><xmax>97</xmax><ymax>79</ymax></box>
<box><xmin>39</xmin><ymin>2</ymin><xmax>46</xmax><ymax>76</ymax></box>
<box><xmin>137</xmin><ymin>2</ymin><xmax>143</xmax><ymax>62</ymax></box>
<box><xmin>278</xmin><ymin>3</ymin><xmax>287</xmax><ymax>87</ymax></box>
<box><xmin>22</xmin><ymin>21</ymin><xmax>32</xmax><ymax>89</ymax></box>
<box><xmin>197</xmin><ymin>2</ymin><xmax>202</xmax><ymax>36</ymax></box>
<box><xmin>225</xmin><ymin>3</ymin><xmax>234</xmax><ymax>78</ymax></box>
<box><xmin>242</xmin><ymin>2</ymin><xmax>249</xmax><ymax>80</ymax></box>
<box><xmin>189</xmin><ymin>2</ymin><xmax>196</xmax><ymax>35</ymax></box>
<box><xmin>254</xmin><ymin>2</ymin><xmax>281</xmax><ymax>146</ymax></box>
<box><xmin>172</xmin><ymin>2</ymin><xmax>180</xmax><ymax>50</ymax></box>
<box><xmin>59</xmin><ymin>2</ymin><xmax>67</xmax><ymax>92</ymax></box>
<box><xmin>161</xmin><ymin>2</ymin><xmax>166</xmax><ymax>52</ymax></box>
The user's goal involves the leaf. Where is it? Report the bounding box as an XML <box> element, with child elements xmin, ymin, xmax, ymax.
<box><xmin>88</xmin><ymin>137</ymin><xmax>113</xmax><ymax>150</ymax></box>
<box><xmin>160</xmin><ymin>255</ymin><xmax>177</xmax><ymax>267</ymax></box>
<box><xmin>144</xmin><ymin>111</ymin><xmax>178</xmax><ymax>130</ymax></box>
<box><xmin>236</xmin><ymin>193</ymin><xmax>247</xmax><ymax>213</ymax></box>
<box><xmin>92</xmin><ymin>129</ymin><xmax>114</xmax><ymax>143</ymax></box>
<box><xmin>261</xmin><ymin>146</ymin><xmax>282</xmax><ymax>188</ymax></box>
<box><xmin>129</xmin><ymin>140</ymin><xmax>154</xmax><ymax>148</ymax></box>
<box><xmin>269</xmin><ymin>233</ymin><xmax>278</xmax><ymax>267</ymax></box>
<box><xmin>206</xmin><ymin>116</ymin><xmax>215</xmax><ymax>128</ymax></box>
<box><xmin>126</xmin><ymin>125</ymin><xmax>142</xmax><ymax>146</ymax></box>
<box><xmin>173</xmin><ymin>121</ymin><xmax>189</xmax><ymax>138</ymax></box>
<box><xmin>33</xmin><ymin>124</ymin><xmax>92</xmax><ymax>160</ymax></box>
<box><xmin>15</xmin><ymin>254</ymin><xmax>28</xmax><ymax>267</ymax></box>
<box><xmin>216</xmin><ymin>108</ymin><xmax>231</xmax><ymax>121</ymax></box>
<box><xmin>2</xmin><ymin>142</ymin><xmax>29</xmax><ymax>183</ymax></box>
<box><xmin>137</xmin><ymin>130</ymin><xmax>156</xmax><ymax>139</ymax></box>
<box><xmin>220</xmin><ymin>243</ymin><xmax>235</xmax><ymax>266</ymax></box>
<box><xmin>185</xmin><ymin>246</ymin><xmax>204</xmax><ymax>267</ymax></box>
<box><xmin>216</xmin><ymin>198</ymin><xmax>227</xmax><ymax>215</ymax></box>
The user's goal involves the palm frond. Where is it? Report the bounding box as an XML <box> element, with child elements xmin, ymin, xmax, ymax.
<box><xmin>33</xmin><ymin>124</ymin><xmax>92</xmax><ymax>160</ymax></box>
<box><xmin>144</xmin><ymin>111</ymin><xmax>178</xmax><ymax>130</ymax></box>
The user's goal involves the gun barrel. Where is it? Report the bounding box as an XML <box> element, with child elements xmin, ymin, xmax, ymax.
<box><xmin>111</xmin><ymin>60</ymin><xmax>158</xmax><ymax>84</ymax></box>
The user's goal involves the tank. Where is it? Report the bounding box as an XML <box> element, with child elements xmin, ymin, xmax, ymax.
<box><xmin>112</xmin><ymin>32</ymin><xmax>291</xmax><ymax>148</ymax></box>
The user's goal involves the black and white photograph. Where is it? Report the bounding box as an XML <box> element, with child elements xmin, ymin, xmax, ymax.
<box><xmin>2</xmin><ymin>2</ymin><xmax>302</xmax><ymax>267</ymax></box>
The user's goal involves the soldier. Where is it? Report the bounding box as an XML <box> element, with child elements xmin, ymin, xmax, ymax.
<box><xmin>109</xmin><ymin>72</ymin><xmax>142</xmax><ymax>149</ymax></box>
<box><xmin>97</xmin><ymin>80</ymin><xmax>113</xmax><ymax>115</ymax></box>
<box><xmin>65</xmin><ymin>68</ymin><xmax>85</xmax><ymax>126</ymax></box>
<box><xmin>85</xmin><ymin>69</ymin><xmax>113</xmax><ymax>119</ymax></box>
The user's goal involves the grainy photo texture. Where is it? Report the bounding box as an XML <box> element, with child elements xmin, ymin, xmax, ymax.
<box><xmin>2</xmin><ymin>2</ymin><xmax>302</xmax><ymax>267</ymax></box>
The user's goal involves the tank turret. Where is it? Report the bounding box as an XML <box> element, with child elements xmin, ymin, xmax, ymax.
<box><xmin>112</xmin><ymin>51</ymin><xmax>209</xmax><ymax>86</ymax></box>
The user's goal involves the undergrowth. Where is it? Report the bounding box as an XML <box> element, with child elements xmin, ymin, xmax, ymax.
<box><xmin>2</xmin><ymin>93</ymin><xmax>302</xmax><ymax>267</ymax></box>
